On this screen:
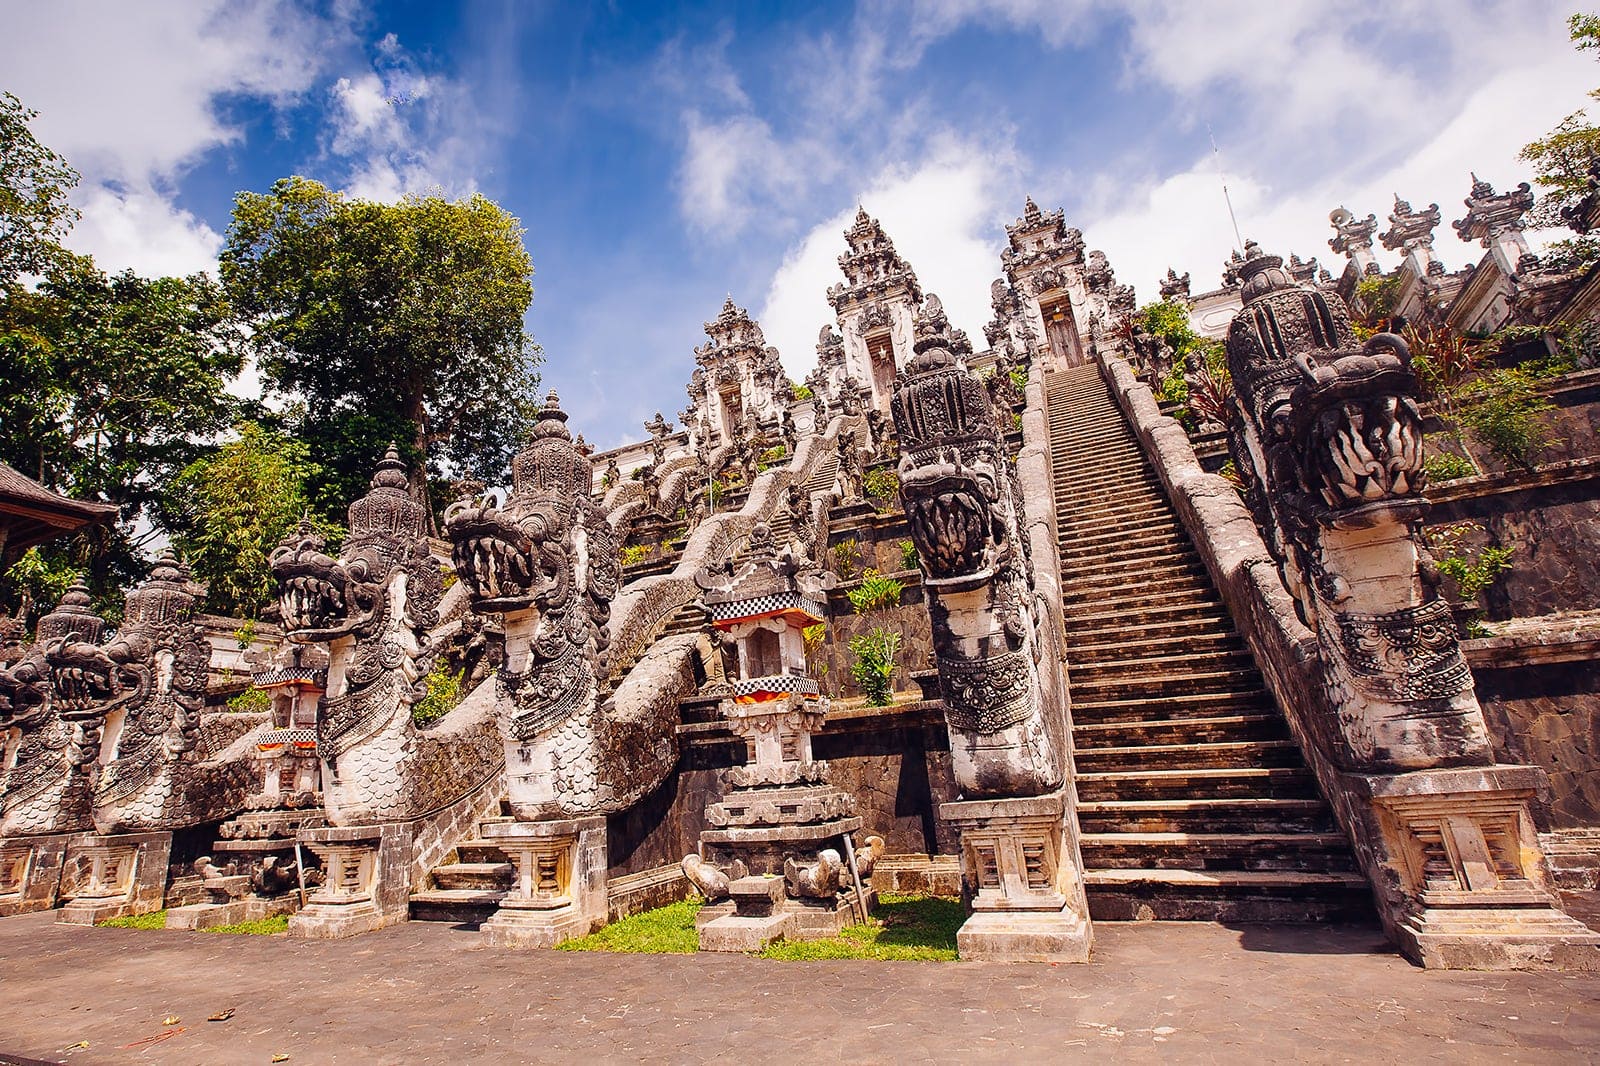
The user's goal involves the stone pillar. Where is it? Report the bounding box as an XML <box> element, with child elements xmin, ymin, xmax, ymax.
<box><xmin>288</xmin><ymin>823</ymin><xmax>411</xmax><ymax>939</ymax></box>
<box><xmin>941</xmin><ymin>793</ymin><xmax>1089</xmax><ymax>962</ymax></box>
<box><xmin>56</xmin><ymin>831</ymin><xmax>171</xmax><ymax>924</ymax></box>
<box><xmin>0</xmin><ymin>833</ymin><xmax>73</xmax><ymax>917</ymax></box>
<box><xmin>479</xmin><ymin>817</ymin><xmax>607</xmax><ymax>948</ymax></box>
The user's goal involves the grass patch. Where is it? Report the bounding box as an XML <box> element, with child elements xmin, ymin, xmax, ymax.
<box><xmin>556</xmin><ymin>897</ymin><xmax>702</xmax><ymax>954</ymax></box>
<box><xmin>97</xmin><ymin>909</ymin><xmax>169</xmax><ymax>929</ymax></box>
<box><xmin>201</xmin><ymin>914</ymin><xmax>290</xmax><ymax>935</ymax></box>
<box><xmin>757</xmin><ymin>893</ymin><xmax>962</xmax><ymax>961</ymax></box>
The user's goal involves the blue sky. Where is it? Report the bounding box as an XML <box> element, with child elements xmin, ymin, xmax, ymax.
<box><xmin>2</xmin><ymin>1</ymin><xmax>1590</xmax><ymax>450</ymax></box>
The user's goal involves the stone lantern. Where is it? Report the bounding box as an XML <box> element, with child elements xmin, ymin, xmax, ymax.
<box><xmin>685</xmin><ymin>524</ymin><xmax>880</xmax><ymax>951</ymax></box>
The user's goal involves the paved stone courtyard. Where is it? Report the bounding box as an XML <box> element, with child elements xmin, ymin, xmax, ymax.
<box><xmin>0</xmin><ymin>912</ymin><xmax>1596</xmax><ymax>1064</ymax></box>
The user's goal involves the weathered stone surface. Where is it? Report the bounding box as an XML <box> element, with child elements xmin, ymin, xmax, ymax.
<box><xmin>55</xmin><ymin>831</ymin><xmax>171</xmax><ymax>924</ymax></box>
<box><xmin>0</xmin><ymin>832</ymin><xmax>71</xmax><ymax>916</ymax></box>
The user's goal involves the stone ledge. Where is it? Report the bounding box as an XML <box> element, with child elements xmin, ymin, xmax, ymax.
<box><xmin>1464</xmin><ymin>610</ymin><xmax>1600</xmax><ymax>668</ymax></box>
<box><xmin>1425</xmin><ymin>454</ymin><xmax>1600</xmax><ymax>506</ymax></box>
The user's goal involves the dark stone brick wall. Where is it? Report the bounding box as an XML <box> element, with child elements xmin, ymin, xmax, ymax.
<box><xmin>1476</xmin><ymin>659</ymin><xmax>1600</xmax><ymax>830</ymax></box>
<box><xmin>603</xmin><ymin>705</ymin><xmax>958</xmax><ymax>878</ymax></box>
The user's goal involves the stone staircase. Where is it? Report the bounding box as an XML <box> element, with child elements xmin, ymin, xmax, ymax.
<box><xmin>1047</xmin><ymin>364</ymin><xmax>1372</xmax><ymax>923</ymax></box>
<box><xmin>410</xmin><ymin>804</ymin><xmax>516</xmax><ymax>926</ymax></box>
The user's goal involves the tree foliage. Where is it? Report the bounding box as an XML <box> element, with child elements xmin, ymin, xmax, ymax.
<box><xmin>163</xmin><ymin>422</ymin><xmax>336</xmax><ymax>619</ymax></box>
<box><xmin>220</xmin><ymin>177</ymin><xmax>542</xmax><ymax>522</ymax></box>
<box><xmin>0</xmin><ymin>252</ymin><xmax>246</xmax><ymax>600</ymax></box>
<box><xmin>1520</xmin><ymin>14</ymin><xmax>1600</xmax><ymax>237</ymax></box>
<box><xmin>0</xmin><ymin>91</ymin><xmax>79</xmax><ymax>283</ymax></box>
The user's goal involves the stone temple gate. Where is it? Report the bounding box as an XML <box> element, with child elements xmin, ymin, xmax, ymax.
<box><xmin>2</xmin><ymin>192</ymin><xmax>1599</xmax><ymax>972</ymax></box>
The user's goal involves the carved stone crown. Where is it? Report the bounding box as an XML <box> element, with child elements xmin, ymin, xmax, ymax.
<box><xmin>894</xmin><ymin>297</ymin><xmax>996</xmax><ymax>450</ymax></box>
<box><xmin>122</xmin><ymin>551</ymin><xmax>201</xmax><ymax>628</ymax></box>
<box><xmin>347</xmin><ymin>445</ymin><xmax>427</xmax><ymax>546</ymax></box>
<box><xmin>34</xmin><ymin>581</ymin><xmax>105</xmax><ymax>645</ymax></box>
<box><xmin>511</xmin><ymin>391</ymin><xmax>592</xmax><ymax>502</ymax></box>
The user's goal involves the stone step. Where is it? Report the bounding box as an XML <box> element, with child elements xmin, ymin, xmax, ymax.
<box><xmin>1058</xmin><ymin>510</ymin><xmax>1181</xmax><ymax>543</ymax></box>
<box><xmin>1069</xmin><ymin>667</ymin><xmax>1267</xmax><ymax>701</ymax></box>
<box><xmin>1062</xmin><ymin>524</ymin><xmax>1188</xmax><ymax>554</ymax></box>
<box><xmin>1070</xmin><ymin>688</ymin><xmax>1274</xmax><ymax>725</ymax></box>
<box><xmin>1070</xmin><ymin>629</ymin><xmax>1240</xmax><ymax>664</ymax></box>
<box><xmin>1052</xmin><ymin>460</ymin><xmax>1151</xmax><ymax>486</ymax></box>
<box><xmin>408</xmin><ymin>888</ymin><xmax>508</xmax><ymax>925</ymax></box>
<box><xmin>1061</xmin><ymin>539</ymin><xmax>1196</xmax><ymax>570</ymax></box>
<box><xmin>1057</xmin><ymin>484</ymin><xmax>1164</xmax><ymax>511</ymax></box>
<box><xmin>1064</xmin><ymin>596</ymin><xmax>1226</xmax><ymax>631</ymax></box>
<box><xmin>430</xmin><ymin>862</ymin><xmax>515</xmax><ymax>892</ymax></box>
<box><xmin>1080</xmin><ymin>832</ymin><xmax>1357</xmax><ymax>872</ymax></box>
<box><xmin>1061</xmin><ymin>585</ymin><xmax>1218</xmax><ymax>617</ymax></box>
<box><xmin>1083</xmin><ymin>869</ymin><xmax>1374</xmax><ymax>923</ymax></box>
<box><xmin>1069</xmin><ymin>648</ymin><xmax>1256</xmax><ymax>683</ymax></box>
<box><xmin>1074</xmin><ymin>739</ymin><xmax>1302</xmax><ymax>773</ymax></box>
<box><xmin>455</xmin><ymin>839</ymin><xmax>511</xmax><ymax>864</ymax></box>
<box><xmin>1073</xmin><ymin>713</ymin><xmax>1288</xmax><ymax>748</ymax></box>
<box><xmin>1065</xmin><ymin>612</ymin><xmax>1236</xmax><ymax>647</ymax></box>
<box><xmin>1076</xmin><ymin>767</ymin><xmax>1318</xmax><ymax>801</ymax></box>
<box><xmin>1077</xmin><ymin>798</ymin><xmax>1337</xmax><ymax>835</ymax></box>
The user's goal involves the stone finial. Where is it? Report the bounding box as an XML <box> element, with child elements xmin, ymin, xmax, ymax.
<box><xmin>1159</xmin><ymin>268</ymin><xmax>1191</xmax><ymax>301</ymax></box>
<box><xmin>1329</xmin><ymin>206</ymin><xmax>1379</xmax><ymax>259</ymax></box>
<box><xmin>1452</xmin><ymin>174</ymin><xmax>1535</xmax><ymax>246</ymax></box>
<box><xmin>1380</xmin><ymin>195</ymin><xmax>1442</xmax><ymax>254</ymax></box>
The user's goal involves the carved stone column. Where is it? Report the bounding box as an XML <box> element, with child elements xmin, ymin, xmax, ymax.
<box><xmin>479</xmin><ymin>817</ymin><xmax>607</xmax><ymax>948</ymax></box>
<box><xmin>287</xmin><ymin>823</ymin><xmax>411</xmax><ymax>939</ymax></box>
<box><xmin>55</xmin><ymin>831</ymin><xmax>171</xmax><ymax>925</ymax></box>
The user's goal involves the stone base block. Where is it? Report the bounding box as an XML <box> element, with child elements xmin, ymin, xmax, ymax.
<box><xmin>955</xmin><ymin>908</ymin><xmax>1093</xmax><ymax>963</ymax></box>
<box><xmin>56</xmin><ymin>831</ymin><xmax>171</xmax><ymax>925</ymax></box>
<box><xmin>289</xmin><ymin>900</ymin><xmax>398</xmax><ymax>939</ymax></box>
<box><xmin>1396</xmin><ymin>908</ymin><xmax>1600</xmax><ymax>971</ymax></box>
<box><xmin>699</xmin><ymin>912</ymin><xmax>791</xmax><ymax>952</ymax></box>
<box><xmin>481</xmin><ymin>903</ymin><xmax>597</xmax><ymax>949</ymax></box>
<box><xmin>166</xmin><ymin>893</ymin><xmax>298</xmax><ymax>931</ymax></box>
<box><xmin>287</xmin><ymin>822</ymin><xmax>410</xmax><ymax>940</ymax></box>
<box><xmin>870</xmin><ymin>853</ymin><xmax>962</xmax><ymax>898</ymax></box>
<box><xmin>0</xmin><ymin>834</ymin><xmax>72</xmax><ymax>917</ymax></box>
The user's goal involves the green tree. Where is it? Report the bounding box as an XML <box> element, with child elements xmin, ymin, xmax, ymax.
<box><xmin>1520</xmin><ymin>13</ymin><xmax>1600</xmax><ymax>266</ymax></box>
<box><xmin>0</xmin><ymin>91</ymin><xmax>79</xmax><ymax>283</ymax></box>
<box><xmin>163</xmin><ymin>422</ymin><xmax>335</xmax><ymax>619</ymax></box>
<box><xmin>220</xmin><ymin>177</ymin><xmax>542</xmax><ymax>525</ymax></box>
<box><xmin>0</xmin><ymin>252</ymin><xmax>246</xmax><ymax>601</ymax></box>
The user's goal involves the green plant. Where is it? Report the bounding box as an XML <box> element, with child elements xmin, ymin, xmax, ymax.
<box><xmin>98</xmin><ymin>909</ymin><xmax>169</xmax><ymax>929</ymax></box>
<box><xmin>411</xmin><ymin>660</ymin><xmax>465</xmax><ymax>726</ymax></box>
<box><xmin>1425</xmin><ymin>523</ymin><xmax>1516</xmax><ymax>602</ymax></box>
<box><xmin>1454</xmin><ymin>368</ymin><xmax>1559</xmax><ymax>470</ymax></box>
<box><xmin>1424</xmin><ymin>452</ymin><xmax>1477</xmax><ymax>483</ymax></box>
<box><xmin>557</xmin><ymin>898</ymin><xmax>703</xmax><ymax>954</ymax></box>
<box><xmin>862</xmin><ymin>466</ymin><xmax>899</xmax><ymax>510</ymax></box>
<box><xmin>792</xmin><ymin>382</ymin><xmax>814</xmax><ymax>401</ymax></box>
<box><xmin>848</xmin><ymin>569</ymin><xmax>903</xmax><ymax>614</ymax></box>
<box><xmin>849</xmin><ymin>627</ymin><xmax>900</xmax><ymax>706</ymax></box>
<box><xmin>831</xmin><ymin>538</ymin><xmax>861</xmax><ymax>579</ymax></box>
<box><xmin>898</xmin><ymin>539</ymin><xmax>919</xmax><ymax>571</ymax></box>
<box><xmin>1352</xmin><ymin>273</ymin><xmax>1403</xmax><ymax>336</ymax></box>
<box><xmin>758</xmin><ymin>893</ymin><xmax>961</xmax><ymax>961</ymax></box>
<box><xmin>231</xmin><ymin>617</ymin><xmax>258</xmax><ymax>650</ymax></box>
<box><xmin>1009</xmin><ymin>366</ymin><xmax>1028</xmax><ymax>393</ymax></box>
<box><xmin>620</xmin><ymin>544</ymin><xmax>652</xmax><ymax>567</ymax></box>
<box><xmin>1009</xmin><ymin>411</ymin><xmax>1023</xmax><ymax>433</ymax></box>
<box><xmin>226</xmin><ymin>687</ymin><xmax>272</xmax><ymax>715</ymax></box>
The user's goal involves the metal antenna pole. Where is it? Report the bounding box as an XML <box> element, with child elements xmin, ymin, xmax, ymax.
<box><xmin>1209</xmin><ymin>123</ymin><xmax>1246</xmax><ymax>253</ymax></box>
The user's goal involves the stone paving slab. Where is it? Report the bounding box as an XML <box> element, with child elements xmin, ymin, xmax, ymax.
<box><xmin>0</xmin><ymin>912</ymin><xmax>1597</xmax><ymax>1064</ymax></box>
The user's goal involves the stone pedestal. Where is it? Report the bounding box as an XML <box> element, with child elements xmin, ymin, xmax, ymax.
<box><xmin>0</xmin><ymin>833</ymin><xmax>74</xmax><ymax>917</ymax></box>
<box><xmin>287</xmin><ymin>823</ymin><xmax>411</xmax><ymax>939</ymax></box>
<box><xmin>699</xmin><ymin>875</ymin><xmax>792</xmax><ymax>952</ymax></box>
<box><xmin>56</xmin><ymin>832</ymin><xmax>172</xmax><ymax>925</ymax></box>
<box><xmin>940</xmin><ymin>791</ymin><xmax>1092</xmax><ymax>963</ymax></box>
<box><xmin>479</xmin><ymin>817</ymin><xmax>607</xmax><ymax>949</ymax></box>
<box><xmin>1358</xmin><ymin>765</ymin><xmax>1600</xmax><ymax>970</ymax></box>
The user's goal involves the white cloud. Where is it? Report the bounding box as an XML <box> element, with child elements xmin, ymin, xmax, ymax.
<box><xmin>67</xmin><ymin>186</ymin><xmax>225</xmax><ymax>280</ymax></box>
<box><xmin>0</xmin><ymin>0</ymin><xmax>357</xmax><ymax>277</ymax></box>
<box><xmin>1086</xmin><ymin>50</ymin><xmax>1596</xmax><ymax>303</ymax></box>
<box><xmin>760</xmin><ymin>141</ymin><xmax>1011</xmax><ymax>380</ymax></box>
<box><xmin>678</xmin><ymin>112</ymin><xmax>809</xmax><ymax>233</ymax></box>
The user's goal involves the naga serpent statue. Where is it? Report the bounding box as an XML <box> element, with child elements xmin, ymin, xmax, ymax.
<box><xmin>268</xmin><ymin>447</ymin><xmax>482</xmax><ymax>826</ymax></box>
<box><xmin>0</xmin><ymin>583</ymin><xmax>107</xmax><ymax>837</ymax></box>
<box><xmin>891</xmin><ymin>295</ymin><xmax>1066</xmax><ymax>797</ymax></box>
<box><xmin>1222</xmin><ymin>241</ymin><xmax>1493</xmax><ymax>772</ymax></box>
<box><xmin>46</xmin><ymin>554</ymin><xmax>255</xmax><ymax>833</ymax></box>
<box><xmin>445</xmin><ymin>392</ymin><xmax>699</xmax><ymax>820</ymax></box>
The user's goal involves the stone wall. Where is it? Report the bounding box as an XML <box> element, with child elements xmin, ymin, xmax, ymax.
<box><xmin>1426</xmin><ymin>459</ymin><xmax>1600</xmax><ymax>619</ymax></box>
<box><xmin>1466</xmin><ymin>615</ymin><xmax>1600</xmax><ymax>829</ymax></box>
<box><xmin>601</xmin><ymin>701</ymin><xmax>960</xmax><ymax>883</ymax></box>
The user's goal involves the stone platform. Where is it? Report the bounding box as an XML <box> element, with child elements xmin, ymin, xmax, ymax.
<box><xmin>2</xmin><ymin>913</ymin><xmax>1598</xmax><ymax>1062</ymax></box>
